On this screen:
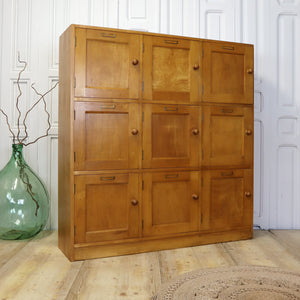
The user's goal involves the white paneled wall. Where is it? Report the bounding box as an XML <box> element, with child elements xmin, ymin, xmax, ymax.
<box><xmin>0</xmin><ymin>0</ymin><xmax>299</xmax><ymax>229</ymax></box>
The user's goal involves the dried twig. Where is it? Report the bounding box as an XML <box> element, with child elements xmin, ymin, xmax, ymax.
<box><xmin>0</xmin><ymin>109</ymin><xmax>16</xmax><ymax>142</ymax></box>
<box><xmin>16</xmin><ymin>52</ymin><xmax>28</xmax><ymax>143</ymax></box>
<box><xmin>0</xmin><ymin>54</ymin><xmax>58</xmax><ymax>146</ymax></box>
<box><xmin>21</xmin><ymin>82</ymin><xmax>58</xmax><ymax>146</ymax></box>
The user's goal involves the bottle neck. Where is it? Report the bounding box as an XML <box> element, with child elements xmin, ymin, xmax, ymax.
<box><xmin>12</xmin><ymin>144</ymin><xmax>24</xmax><ymax>163</ymax></box>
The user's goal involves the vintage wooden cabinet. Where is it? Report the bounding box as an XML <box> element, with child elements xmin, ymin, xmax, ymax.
<box><xmin>59</xmin><ymin>25</ymin><xmax>254</xmax><ymax>261</ymax></box>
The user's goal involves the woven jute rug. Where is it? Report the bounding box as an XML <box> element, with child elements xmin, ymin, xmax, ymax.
<box><xmin>153</xmin><ymin>265</ymin><xmax>300</xmax><ymax>299</ymax></box>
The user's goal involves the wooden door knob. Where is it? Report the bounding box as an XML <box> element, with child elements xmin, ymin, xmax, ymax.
<box><xmin>247</xmin><ymin>68</ymin><xmax>253</xmax><ymax>74</ymax></box>
<box><xmin>245</xmin><ymin>129</ymin><xmax>252</xmax><ymax>135</ymax></box>
<box><xmin>192</xmin><ymin>128</ymin><xmax>199</xmax><ymax>135</ymax></box>
<box><xmin>245</xmin><ymin>192</ymin><xmax>251</xmax><ymax>197</ymax></box>
<box><xmin>193</xmin><ymin>64</ymin><xmax>199</xmax><ymax>70</ymax></box>
<box><xmin>132</xmin><ymin>59</ymin><xmax>139</xmax><ymax>65</ymax></box>
<box><xmin>131</xmin><ymin>128</ymin><xmax>139</xmax><ymax>135</ymax></box>
<box><xmin>192</xmin><ymin>194</ymin><xmax>199</xmax><ymax>200</ymax></box>
<box><xmin>131</xmin><ymin>199</ymin><xmax>139</xmax><ymax>206</ymax></box>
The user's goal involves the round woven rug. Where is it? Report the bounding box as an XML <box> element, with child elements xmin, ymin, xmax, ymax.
<box><xmin>153</xmin><ymin>266</ymin><xmax>300</xmax><ymax>299</ymax></box>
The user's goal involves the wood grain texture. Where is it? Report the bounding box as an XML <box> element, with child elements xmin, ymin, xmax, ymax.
<box><xmin>58</xmin><ymin>24</ymin><xmax>75</xmax><ymax>261</ymax></box>
<box><xmin>143</xmin><ymin>35</ymin><xmax>201</xmax><ymax>104</ymax></box>
<box><xmin>66</xmin><ymin>252</ymin><xmax>161</xmax><ymax>299</ymax></box>
<box><xmin>202</xmin><ymin>41</ymin><xmax>254</xmax><ymax>104</ymax></box>
<box><xmin>0</xmin><ymin>230</ymin><xmax>299</xmax><ymax>299</ymax></box>
<box><xmin>75</xmin><ymin>28</ymin><xmax>141</xmax><ymax>99</ymax></box>
<box><xmin>142</xmin><ymin>104</ymin><xmax>200</xmax><ymax>169</ymax></box>
<box><xmin>223</xmin><ymin>230</ymin><xmax>300</xmax><ymax>272</ymax></box>
<box><xmin>202</xmin><ymin>105</ymin><xmax>253</xmax><ymax>168</ymax></box>
<box><xmin>270</xmin><ymin>230</ymin><xmax>300</xmax><ymax>261</ymax></box>
<box><xmin>0</xmin><ymin>232</ymin><xmax>82</xmax><ymax>300</ymax></box>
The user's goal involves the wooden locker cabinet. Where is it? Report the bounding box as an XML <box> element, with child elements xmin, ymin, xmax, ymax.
<box><xmin>59</xmin><ymin>25</ymin><xmax>254</xmax><ymax>261</ymax></box>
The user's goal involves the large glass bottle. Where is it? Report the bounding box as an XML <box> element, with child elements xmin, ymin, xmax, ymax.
<box><xmin>0</xmin><ymin>144</ymin><xmax>49</xmax><ymax>239</ymax></box>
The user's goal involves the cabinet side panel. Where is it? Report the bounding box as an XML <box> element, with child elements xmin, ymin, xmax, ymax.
<box><xmin>58</xmin><ymin>26</ymin><xmax>74</xmax><ymax>261</ymax></box>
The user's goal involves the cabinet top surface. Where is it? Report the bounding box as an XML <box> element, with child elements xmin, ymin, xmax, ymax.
<box><xmin>62</xmin><ymin>24</ymin><xmax>253</xmax><ymax>47</ymax></box>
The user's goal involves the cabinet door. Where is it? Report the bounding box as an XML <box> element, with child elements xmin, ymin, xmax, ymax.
<box><xmin>143</xmin><ymin>171</ymin><xmax>199</xmax><ymax>237</ymax></box>
<box><xmin>202</xmin><ymin>105</ymin><xmax>253</xmax><ymax>168</ymax></box>
<box><xmin>203</xmin><ymin>42</ymin><xmax>253</xmax><ymax>104</ymax></box>
<box><xmin>143</xmin><ymin>36</ymin><xmax>201</xmax><ymax>104</ymax></box>
<box><xmin>143</xmin><ymin>104</ymin><xmax>200</xmax><ymax>168</ymax></box>
<box><xmin>201</xmin><ymin>169</ymin><xmax>253</xmax><ymax>231</ymax></box>
<box><xmin>74</xmin><ymin>102</ymin><xmax>140</xmax><ymax>170</ymax></box>
<box><xmin>74</xmin><ymin>173</ymin><xmax>140</xmax><ymax>243</ymax></box>
<box><xmin>75</xmin><ymin>28</ymin><xmax>140</xmax><ymax>99</ymax></box>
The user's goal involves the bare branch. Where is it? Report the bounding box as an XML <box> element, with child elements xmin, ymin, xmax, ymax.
<box><xmin>16</xmin><ymin>52</ymin><xmax>27</xmax><ymax>143</ymax></box>
<box><xmin>0</xmin><ymin>109</ymin><xmax>16</xmax><ymax>143</ymax></box>
<box><xmin>21</xmin><ymin>81</ymin><xmax>58</xmax><ymax>146</ymax></box>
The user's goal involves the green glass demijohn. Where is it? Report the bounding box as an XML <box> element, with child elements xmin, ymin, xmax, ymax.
<box><xmin>0</xmin><ymin>144</ymin><xmax>49</xmax><ymax>240</ymax></box>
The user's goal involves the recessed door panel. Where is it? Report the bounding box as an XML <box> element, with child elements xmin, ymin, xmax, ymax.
<box><xmin>202</xmin><ymin>105</ymin><xmax>253</xmax><ymax>168</ymax></box>
<box><xmin>75</xmin><ymin>28</ymin><xmax>140</xmax><ymax>99</ymax></box>
<box><xmin>143</xmin><ymin>104</ymin><xmax>200</xmax><ymax>168</ymax></box>
<box><xmin>203</xmin><ymin>42</ymin><xmax>253</xmax><ymax>104</ymax></box>
<box><xmin>143</xmin><ymin>171</ymin><xmax>200</xmax><ymax>237</ymax></box>
<box><xmin>74</xmin><ymin>102</ymin><xmax>140</xmax><ymax>170</ymax></box>
<box><xmin>143</xmin><ymin>36</ymin><xmax>201</xmax><ymax>104</ymax></box>
<box><xmin>74</xmin><ymin>173</ymin><xmax>139</xmax><ymax>243</ymax></box>
<box><xmin>201</xmin><ymin>169</ymin><xmax>253</xmax><ymax>231</ymax></box>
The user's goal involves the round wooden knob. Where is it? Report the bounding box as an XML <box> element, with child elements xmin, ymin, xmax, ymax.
<box><xmin>132</xmin><ymin>59</ymin><xmax>139</xmax><ymax>65</ymax></box>
<box><xmin>131</xmin><ymin>199</ymin><xmax>138</xmax><ymax>206</ymax></box>
<box><xmin>192</xmin><ymin>128</ymin><xmax>199</xmax><ymax>135</ymax></box>
<box><xmin>245</xmin><ymin>129</ymin><xmax>252</xmax><ymax>135</ymax></box>
<box><xmin>131</xmin><ymin>128</ymin><xmax>139</xmax><ymax>135</ymax></box>
<box><xmin>245</xmin><ymin>192</ymin><xmax>251</xmax><ymax>197</ymax></box>
<box><xmin>247</xmin><ymin>68</ymin><xmax>253</xmax><ymax>74</ymax></box>
<box><xmin>193</xmin><ymin>64</ymin><xmax>199</xmax><ymax>70</ymax></box>
<box><xmin>192</xmin><ymin>194</ymin><xmax>199</xmax><ymax>200</ymax></box>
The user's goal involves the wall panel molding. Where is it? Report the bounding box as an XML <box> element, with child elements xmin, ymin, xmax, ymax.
<box><xmin>12</xmin><ymin>0</ymin><xmax>32</xmax><ymax>71</ymax></box>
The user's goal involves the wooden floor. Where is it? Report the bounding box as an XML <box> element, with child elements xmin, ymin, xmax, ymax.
<box><xmin>0</xmin><ymin>230</ymin><xmax>299</xmax><ymax>299</ymax></box>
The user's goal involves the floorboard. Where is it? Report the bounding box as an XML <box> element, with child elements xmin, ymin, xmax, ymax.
<box><xmin>0</xmin><ymin>230</ymin><xmax>299</xmax><ymax>299</ymax></box>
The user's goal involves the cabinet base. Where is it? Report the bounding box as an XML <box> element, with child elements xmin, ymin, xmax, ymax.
<box><xmin>61</xmin><ymin>228</ymin><xmax>253</xmax><ymax>261</ymax></box>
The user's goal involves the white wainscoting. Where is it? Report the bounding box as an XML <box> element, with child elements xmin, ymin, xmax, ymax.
<box><xmin>0</xmin><ymin>0</ymin><xmax>299</xmax><ymax>229</ymax></box>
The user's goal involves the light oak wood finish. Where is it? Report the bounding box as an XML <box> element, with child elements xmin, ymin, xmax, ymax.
<box><xmin>142</xmin><ymin>171</ymin><xmax>200</xmax><ymax>237</ymax></box>
<box><xmin>74</xmin><ymin>173</ymin><xmax>140</xmax><ymax>244</ymax></box>
<box><xmin>75</xmin><ymin>28</ymin><xmax>140</xmax><ymax>99</ymax></box>
<box><xmin>0</xmin><ymin>230</ymin><xmax>299</xmax><ymax>299</ymax></box>
<box><xmin>59</xmin><ymin>24</ymin><xmax>254</xmax><ymax>261</ymax></box>
<box><xmin>143</xmin><ymin>104</ymin><xmax>200</xmax><ymax>168</ymax></box>
<box><xmin>58</xmin><ymin>25</ymin><xmax>75</xmax><ymax>260</ymax></box>
<box><xmin>143</xmin><ymin>36</ymin><xmax>202</xmax><ymax>104</ymax></box>
<box><xmin>201</xmin><ymin>169</ymin><xmax>253</xmax><ymax>232</ymax></box>
<box><xmin>202</xmin><ymin>105</ymin><xmax>253</xmax><ymax>168</ymax></box>
<box><xmin>74</xmin><ymin>102</ymin><xmax>140</xmax><ymax>170</ymax></box>
<box><xmin>202</xmin><ymin>41</ymin><xmax>254</xmax><ymax>104</ymax></box>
